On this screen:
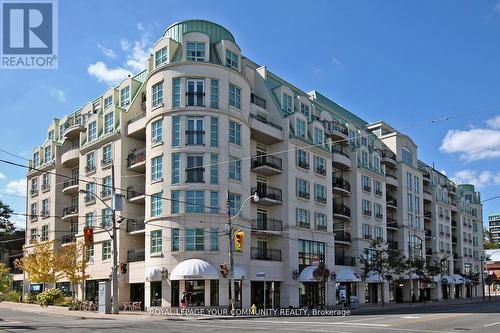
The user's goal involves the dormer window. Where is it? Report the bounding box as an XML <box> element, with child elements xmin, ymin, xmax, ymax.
<box><xmin>44</xmin><ymin>146</ymin><xmax>51</xmax><ymax>162</ymax></box>
<box><xmin>186</xmin><ymin>42</ymin><xmax>206</xmax><ymax>62</ymax></box>
<box><xmin>225</xmin><ymin>49</ymin><xmax>238</xmax><ymax>70</ymax></box>
<box><xmin>120</xmin><ymin>86</ymin><xmax>130</xmax><ymax>107</ymax></box>
<box><xmin>155</xmin><ymin>47</ymin><xmax>168</xmax><ymax>67</ymax></box>
<box><xmin>48</xmin><ymin>130</ymin><xmax>54</xmax><ymax>141</ymax></box>
<box><xmin>300</xmin><ymin>103</ymin><xmax>310</xmax><ymax>118</ymax></box>
<box><xmin>88</xmin><ymin>121</ymin><xmax>97</xmax><ymax>142</ymax></box>
<box><xmin>104</xmin><ymin>96</ymin><xmax>113</xmax><ymax>109</ymax></box>
<box><xmin>33</xmin><ymin>152</ymin><xmax>40</xmax><ymax>168</ymax></box>
<box><xmin>282</xmin><ymin>93</ymin><xmax>292</xmax><ymax>113</ymax></box>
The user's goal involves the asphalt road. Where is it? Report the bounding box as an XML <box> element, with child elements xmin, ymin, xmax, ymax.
<box><xmin>1</xmin><ymin>301</ymin><xmax>500</xmax><ymax>333</ymax></box>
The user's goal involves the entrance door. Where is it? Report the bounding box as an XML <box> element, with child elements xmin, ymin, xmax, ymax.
<box><xmin>251</xmin><ymin>281</ymin><xmax>280</xmax><ymax>309</ymax></box>
<box><xmin>369</xmin><ymin>284</ymin><xmax>378</xmax><ymax>304</ymax></box>
<box><xmin>130</xmin><ymin>283</ymin><xmax>145</xmax><ymax>310</ymax></box>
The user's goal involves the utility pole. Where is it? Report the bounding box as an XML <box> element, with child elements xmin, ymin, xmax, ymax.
<box><xmin>111</xmin><ymin>164</ymin><xmax>119</xmax><ymax>314</ymax></box>
<box><xmin>480</xmin><ymin>255</ymin><xmax>485</xmax><ymax>301</ymax></box>
<box><xmin>226</xmin><ymin>190</ymin><xmax>236</xmax><ymax>315</ymax></box>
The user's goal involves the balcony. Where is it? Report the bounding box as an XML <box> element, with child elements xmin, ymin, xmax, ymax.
<box><xmin>127</xmin><ymin>249</ymin><xmax>145</xmax><ymax>262</ymax></box>
<box><xmin>298</xmin><ymin>191</ymin><xmax>310</xmax><ymax>200</ymax></box>
<box><xmin>127</xmin><ymin>184</ymin><xmax>145</xmax><ymax>204</ymax></box>
<box><xmin>333</xmin><ymin>203</ymin><xmax>351</xmax><ymax>220</ymax></box>
<box><xmin>126</xmin><ymin>219</ymin><xmax>145</xmax><ymax>233</ymax></box>
<box><xmin>250</xmin><ymin>218</ymin><xmax>282</xmax><ymax>233</ymax></box>
<box><xmin>423</xmin><ymin>190</ymin><xmax>433</xmax><ymax>202</ymax></box>
<box><xmin>386</xmin><ymin>197</ymin><xmax>398</xmax><ymax>210</ymax></box>
<box><xmin>251</xmin><ymin>155</ymin><xmax>282</xmax><ymax>176</ymax></box>
<box><xmin>453</xmin><ymin>253</ymin><xmax>458</xmax><ymax>260</ymax></box>
<box><xmin>452</xmin><ymin>236</ymin><xmax>457</xmax><ymax>243</ymax></box>
<box><xmin>322</xmin><ymin>120</ymin><xmax>348</xmax><ymax>140</ymax></box>
<box><xmin>385</xmin><ymin>172</ymin><xmax>399</xmax><ymax>188</ymax></box>
<box><xmin>332</xmin><ymin>149</ymin><xmax>351</xmax><ymax>169</ymax></box>
<box><xmin>62</xmin><ymin>178</ymin><xmax>78</xmax><ymax>194</ymax></box>
<box><xmin>251</xmin><ymin>93</ymin><xmax>267</xmax><ymax>110</ymax></box>
<box><xmin>251</xmin><ymin>186</ymin><xmax>282</xmax><ymax>206</ymax></box>
<box><xmin>249</xmin><ymin>113</ymin><xmax>283</xmax><ymax>144</ymax></box>
<box><xmin>126</xmin><ymin>148</ymin><xmax>146</xmax><ymax>172</ymax></box>
<box><xmin>315</xmin><ymin>196</ymin><xmax>327</xmax><ymax>205</ymax></box>
<box><xmin>251</xmin><ymin>248</ymin><xmax>281</xmax><ymax>261</ymax></box>
<box><xmin>425</xmin><ymin>229</ymin><xmax>432</xmax><ymax>238</ymax></box>
<box><xmin>388</xmin><ymin>240</ymin><xmax>399</xmax><ymax>250</ymax></box>
<box><xmin>387</xmin><ymin>220</ymin><xmax>398</xmax><ymax>230</ymax></box>
<box><xmin>64</xmin><ymin>124</ymin><xmax>85</xmax><ymax>140</ymax></box>
<box><xmin>61</xmin><ymin>233</ymin><xmax>76</xmax><ymax>245</ymax></box>
<box><xmin>126</xmin><ymin>112</ymin><xmax>147</xmax><ymax>140</ymax></box>
<box><xmin>426</xmin><ymin>248</ymin><xmax>433</xmax><ymax>256</ymax></box>
<box><xmin>332</xmin><ymin>177</ymin><xmax>351</xmax><ymax>195</ymax></box>
<box><xmin>335</xmin><ymin>256</ymin><xmax>356</xmax><ymax>266</ymax></box>
<box><xmin>381</xmin><ymin>150</ymin><xmax>397</xmax><ymax>167</ymax></box>
<box><xmin>422</xmin><ymin>171</ymin><xmax>431</xmax><ymax>183</ymax></box>
<box><xmin>61</xmin><ymin>147</ymin><xmax>79</xmax><ymax>167</ymax></box>
<box><xmin>424</xmin><ymin>210</ymin><xmax>432</xmax><ymax>221</ymax></box>
<box><xmin>335</xmin><ymin>231</ymin><xmax>351</xmax><ymax>244</ymax></box>
<box><xmin>61</xmin><ymin>206</ymin><xmax>78</xmax><ymax>220</ymax></box>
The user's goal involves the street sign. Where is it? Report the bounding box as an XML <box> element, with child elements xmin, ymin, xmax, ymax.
<box><xmin>256</xmin><ymin>272</ymin><xmax>266</xmax><ymax>279</ymax></box>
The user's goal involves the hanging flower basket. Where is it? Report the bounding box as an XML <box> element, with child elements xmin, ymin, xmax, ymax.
<box><xmin>313</xmin><ymin>267</ymin><xmax>330</xmax><ymax>281</ymax></box>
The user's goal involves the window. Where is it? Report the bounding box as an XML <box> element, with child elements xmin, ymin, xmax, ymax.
<box><xmin>210</xmin><ymin>228</ymin><xmax>219</xmax><ymax>251</ymax></box>
<box><xmin>151</xmin><ymin>192</ymin><xmax>163</xmax><ymax>217</ymax></box>
<box><xmin>414</xmin><ymin>176</ymin><xmax>420</xmax><ymax>193</ymax></box>
<box><xmin>102</xmin><ymin>144</ymin><xmax>112</xmax><ymax>164</ymax></box>
<box><xmin>30</xmin><ymin>228</ymin><xmax>37</xmax><ymax>243</ymax></box>
<box><xmin>402</xmin><ymin>148</ymin><xmax>413</xmax><ymax>165</ymax></box>
<box><xmin>314</xmin><ymin>155</ymin><xmax>326</xmax><ymax>175</ymax></box>
<box><xmin>229</xmin><ymin>84</ymin><xmax>241</xmax><ymax>109</ymax></box>
<box><xmin>229</xmin><ymin>121</ymin><xmax>241</xmax><ymax>145</ymax></box>
<box><xmin>313</xmin><ymin>127</ymin><xmax>323</xmax><ymax>145</ymax></box>
<box><xmin>172</xmin><ymin>116</ymin><xmax>180</xmax><ymax>146</ymax></box>
<box><xmin>210</xmin><ymin>154</ymin><xmax>218</xmax><ymax>184</ymax></box>
<box><xmin>103</xmin><ymin>112</ymin><xmax>113</xmax><ymax>134</ymax></box>
<box><xmin>85</xmin><ymin>183</ymin><xmax>95</xmax><ymax>203</ymax></box>
<box><xmin>33</xmin><ymin>152</ymin><xmax>40</xmax><ymax>168</ymax></box>
<box><xmin>282</xmin><ymin>93</ymin><xmax>292</xmax><ymax>113</ymax></box>
<box><xmin>172</xmin><ymin>78</ymin><xmax>181</xmax><ymax>108</ymax></box>
<box><xmin>152</xmin><ymin>82</ymin><xmax>163</xmax><ymax>107</ymax></box>
<box><xmin>59</xmin><ymin>124</ymin><xmax>66</xmax><ymax>140</ymax></box>
<box><xmin>186</xmin><ymin>79</ymin><xmax>204</xmax><ymax>107</ymax></box>
<box><xmin>210</xmin><ymin>117</ymin><xmax>218</xmax><ymax>147</ymax></box>
<box><xmin>225</xmin><ymin>49</ymin><xmax>239</xmax><ymax>70</ymax></box>
<box><xmin>102</xmin><ymin>208</ymin><xmax>112</xmax><ymax>228</ymax></box>
<box><xmin>44</xmin><ymin>146</ymin><xmax>51</xmax><ymax>162</ymax></box>
<box><xmin>375</xmin><ymin>226</ymin><xmax>383</xmax><ymax>240</ymax></box>
<box><xmin>172</xmin><ymin>229</ymin><xmax>180</xmax><ymax>251</ymax></box>
<box><xmin>228</xmin><ymin>193</ymin><xmax>241</xmax><ymax>216</ymax></box>
<box><xmin>151</xmin><ymin>119</ymin><xmax>163</xmax><ymax>144</ymax></box>
<box><xmin>48</xmin><ymin>130</ymin><xmax>54</xmax><ymax>140</ymax></box>
<box><xmin>151</xmin><ymin>155</ymin><xmax>163</xmax><ymax>181</ymax></box>
<box><xmin>186</xmin><ymin>155</ymin><xmax>204</xmax><ymax>183</ymax></box>
<box><xmin>85</xmin><ymin>245</ymin><xmax>94</xmax><ymax>261</ymax></box>
<box><xmin>186</xmin><ymin>117</ymin><xmax>204</xmax><ymax>145</ymax></box>
<box><xmin>31</xmin><ymin>177</ymin><xmax>38</xmax><ymax>192</ymax></box>
<box><xmin>85</xmin><ymin>213</ymin><xmax>94</xmax><ymax>227</ymax></box>
<box><xmin>362</xmin><ymin>199</ymin><xmax>371</xmax><ymax>216</ymax></box>
<box><xmin>186</xmin><ymin>190</ymin><xmax>205</xmax><ymax>213</ymax></box>
<box><xmin>86</xmin><ymin>152</ymin><xmax>96</xmax><ymax>172</ymax></box>
<box><xmin>186</xmin><ymin>42</ymin><xmax>206</xmax><ymax>61</ymax></box>
<box><xmin>104</xmin><ymin>96</ymin><xmax>112</xmax><ymax>109</ymax></box>
<box><xmin>407</xmin><ymin>172</ymin><xmax>412</xmax><ymax>191</ymax></box>
<box><xmin>155</xmin><ymin>47</ymin><xmax>168</xmax><ymax>67</ymax></box>
<box><xmin>296</xmin><ymin>208</ymin><xmax>310</xmax><ymax>228</ymax></box>
<box><xmin>361</xmin><ymin>150</ymin><xmax>368</xmax><ymax>167</ymax></box>
<box><xmin>374</xmin><ymin>203</ymin><xmax>383</xmax><ymax>219</ymax></box>
<box><xmin>300</xmin><ymin>103</ymin><xmax>310</xmax><ymax>118</ymax></box>
<box><xmin>362</xmin><ymin>175</ymin><xmax>371</xmax><ymax>192</ymax></box>
<box><xmin>229</xmin><ymin>157</ymin><xmax>241</xmax><ymax>181</ymax></box>
<box><xmin>373</xmin><ymin>155</ymin><xmax>380</xmax><ymax>172</ymax></box>
<box><xmin>41</xmin><ymin>225</ymin><xmax>49</xmax><ymax>241</ymax></box>
<box><xmin>362</xmin><ymin>224</ymin><xmax>372</xmax><ymax>239</ymax></box>
<box><xmin>295</xmin><ymin>118</ymin><xmax>306</xmax><ymax>138</ymax></box>
<box><xmin>120</xmin><ymin>86</ymin><xmax>130</xmax><ymax>107</ymax></box>
<box><xmin>315</xmin><ymin>184</ymin><xmax>326</xmax><ymax>203</ymax></box>
<box><xmin>296</xmin><ymin>178</ymin><xmax>309</xmax><ymax>199</ymax></box>
<box><xmin>186</xmin><ymin>228</ymin><xmax>204</xmax><ymax>251</ymax></box>
<box><xmin>171</xmin><ymin>191</ymin><xmax>180</xmax><ymax>213</ymax></box>
<box><xmin>151</xmin><ymin>230</ymin><xmax>162</xmax><ymax>253</ymax></box>
<box><xmin>30</xmin><ymin>203</ymin><xmax>37</xmax><ymax>218</ymax></box>
<box><xmin>374</xmin><ymin>180</ymin><xmax>382</xmax><ymax>196</ymax></box>
<box><xmin>315</xmin><ymin>213</ymin><xmax>326</xmax><ymax>230</ymax></box>
<box><xmin>407</xmin><ymin>193</ymin><xmax>413</xmax><ymax>212</ymax></box>
<box><xmin>102</xmin><ymin>241</ymin><xmax>111</xmax><ymax>260</ymax></box>
<box><xmin>296</xmin><ymin>149</ymin><xmax>309</xmax><ymax>169</ymax></box>
<box><xmin>210</xmin><ymin>191</ymin><xmax>219</xmax><ymax>214</ymax></box>
<box><xmin>88</xmin><ymin>121</ymin><xmax>97</xmax><ymax>142</ymax></box>
<box><xmin>41</xmin><ymin>199</ymin><xmax>49</xmax><ymax>215</ymax></box>
<box><xmin>414</xmin><ymin>197</ymin><xmax>420</xmax><ymax>214</ymax></box>
<box><xmin>101</xmin><ymin>176</ymin><xmax>112</xmax><ymax>197</ymax></box>
<box><xmin>171</xmin><ymin>153</ymin><xmax>180</xmax><ymax>184</ymax></box>
<box><xmin>210</xmin><ymin>79</ymin><xmax>219</xmax><ymax>108</ymax></box>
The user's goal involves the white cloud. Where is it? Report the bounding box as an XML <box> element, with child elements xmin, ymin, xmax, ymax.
<box><xmin>452</xmin><ymin>169</ymin><xmax>500</xmax><ymax>188</ymax></box>
<box><xmin>48</xmin><ymin>87</ymin><xmax>66</xmax><ymax>102</ymax></box>
<box><xmin>331</xmin><ymin>56</ymin><xmax>341</xmax><ymax>66</ymax></box>
<box><xmin>0</xmin><ymin>172</ymin><xmax>5</xmax><ymax>180</ymax></box>
<box><xmin>97</xmin><ymin>43</ymin><xmax>117</xmax><ymax>58</ymax></box>
<box><xmin>137</xmin><ymin>22</ymin><xmax>144</xmax><ymax>31</ymax></box>
<box><xmin>440</xmin><ymin>115</ymin><xmax>500</xmax><ymax>161</ymax></box>
<box><xmin>120</xmin><ymin>39</ymin><xmax>130</xmax><ymax>51</ymax></box>
<box><xmin>495</xmin><ymin>2</ymin><xmax>500</xmax><ymax>14</ymax></box>
<box><xmin>4</xmin><ymin>179</ymin><xmax>26</xmax><ymax>196</ymax></box>
<box><xmin>87</xmin><ymin>62</ymin><xmax>132</xmax><ymax>85</ymax></box>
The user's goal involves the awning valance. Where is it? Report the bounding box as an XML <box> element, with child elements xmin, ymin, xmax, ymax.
<box><xmin>365</xmin><ymin>271</ymin><xmax>384</xmax><ymax>283</ymax></box>
<box><xmin>336</xmin><ymin>268</ymin><xmax>361</xmax><ymax>282</ymax></box>
<box><xmin>145</xmin><ymin>267</ymin><xmax>162</xmax><ymax>282</ymax></box>
<box><xmin>299</xmin><ymin>266</ymin><xmax>319</xmax><ymax>282</ymax></box>
<box><xmin>169</xmin><ymin>259</ymin><xmax>219</xmax><ymax>280</ymax></box>
<box><xmin>441</xmin><ymin>275</ymin><xmax>458</xmax><ymax>285</ymax></box>
<box><xmin>451</xmin><ymin>274</ymin><xmax>466</xmax><ymax>284</ymax></box>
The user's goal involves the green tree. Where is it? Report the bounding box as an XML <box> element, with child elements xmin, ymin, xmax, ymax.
<box><xmin>0</xmin><ymin>201</ymin><xmax>16</xmax><ymax>258</ymax></box>
<box><xmin>59</xmin><ymin>241</ymin><xmax>90</xmax><ymax>300</ymax></box>
<box><xmin>0</xmin><ymin>263</ymin><xmax>12</xmax><ymax>295</ymax></box>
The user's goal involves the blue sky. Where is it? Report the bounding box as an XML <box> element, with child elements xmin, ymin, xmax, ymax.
<box><xmin>1</xmin><ymin>0</ymin><xmax>500</xmax><ymax>228</ymax></box>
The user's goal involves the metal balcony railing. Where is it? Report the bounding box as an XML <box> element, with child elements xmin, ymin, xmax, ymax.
<box><xmin>335</xmin><ymin>231</ymin><xmax>351</xmax><ymax>242</ymax></box>
<box><xmin>251</xmin><ymin>155</ymin><xmax>282</xmax><ymax>171</ymax></box>
<box><xmin>63</xmin><ymin>178</ymin><xmax>78</xmax><ymax>189</ymax></box>
<box><xmin>62</xmin><ymin>206</ymin><xmax>78</xmax><ymax>217</ymax></box>
<box><xmin>126</xmin><ymin>219</ymin><xmax>145</xmax><ymax>232</ymax></box>
<box><xmin>335</xmin><ymin>256</ymin><xmax>356</xmax><ymax>266</ymax></box>
<box><xmin>251</xmin><ymin>248</ymin><xmax>281</xmax><ymax>261</ymax></box>
<box><xmin>250</xmin><ymin>218</ymin><xmax>282</xmax><ymax>232</ymax></box>
<box><xmin>127</xmin><ymin>249</ymin><xmax>145</xmax><ymax>262</ymax></box>
<box><xmin>333</xmin><ymin>204</ymin><xmax>351</xmax><ymax>217</ymax></box>
<box><xmin>249</xmin><ymin>113</ymin><xmax>282</xmax><ymax>130</ymax></box>
<box><xmin>332</xmin><ymin>177</ymin><xmax>351</xmax><ymax>192</ymax></box>
<box><xmin>250</xmin><ymin>93</ymin><xmax>267</xmax><ymax>109</ymax></box>
<box><xmin>126</xmin><ymin>149</ymin><xmax>146</xmax><ymax>167</ymax></box>
<box><xmin>251</xmin><ymin>186</ymin><xmax>282</xmax><ymax>202</ymax></box>
<box><xmin>61</xmin><ymin>233</ymin><xmax>76</xmax><ymax>244</ymax></box>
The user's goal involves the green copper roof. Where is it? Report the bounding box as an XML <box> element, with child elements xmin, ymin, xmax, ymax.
<box><xmin>163</xmin><ymin>20</ymin><xmax>235</xmax><ymax>44</ymax></box>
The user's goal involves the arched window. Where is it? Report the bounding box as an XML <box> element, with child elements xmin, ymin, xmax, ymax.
<box><xmin>409</xmin><ymin>235</ymin><xmax>423</xmax><ymax>258</ymax></box>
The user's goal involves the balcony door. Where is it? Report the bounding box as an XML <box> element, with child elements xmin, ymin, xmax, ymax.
<box><xmin>257</xmin><ymin>209</ymin><xmax>267</xmax><ymax>230</ymax></box>
<box><xmin>186</xmin><ymin>79</ymin><xmax>204</xmax><ymax>107</ymax></box>
<box><xmin>256</xmin><ymin>240</ymin><xmax>268</xmax><ymax>260</ymax></box>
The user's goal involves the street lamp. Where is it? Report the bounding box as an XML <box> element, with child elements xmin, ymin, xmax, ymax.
<box><xmin>79</xmin><ymin>187</ymin><xmax>121</xmax><ymax>314</ymax></box>
<box><xmin>226</xmin><ymin>191</ymin><xmax>259</xmax><ymax>314</ymax></box>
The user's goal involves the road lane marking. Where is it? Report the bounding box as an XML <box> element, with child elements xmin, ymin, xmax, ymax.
<box><xmin>483</xmin><ymin>321</ymin><xmax>500</xmax><ymax>327</ymax></box>
<box><xmin>400</xmin><ymin>316</ymin><xmax>421</xmax><ymax>319</ymax></box>
<box><xmin>241</xmin><ymin>319</ymin><xmax>389</xmax><ymax>327</ymax></box>
<box><xmin>177</xmin><ymin>322</ymin><xmax>351</xmax><ymax>333</ymax></box>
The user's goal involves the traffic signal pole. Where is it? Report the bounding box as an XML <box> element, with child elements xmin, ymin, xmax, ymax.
<box><xmin>111</xmin><ymin>164</ymin><xmax>119</xmax><ymax>314</ymax></box>
<box><xmin>227</xmin><ymin>190</ymin><xmax>236</xmax><ymax>315</ymax></box>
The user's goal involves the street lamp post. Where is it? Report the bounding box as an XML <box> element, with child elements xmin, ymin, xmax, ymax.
<box><xmin>80</xmin><ymin>166</ymin><xmax>121</xmax><ymax>314</ymax></box>
<box><xmin>226</xmin><ymin>191</ymin><xmax>259</xmax><ymax>314</ymax></box>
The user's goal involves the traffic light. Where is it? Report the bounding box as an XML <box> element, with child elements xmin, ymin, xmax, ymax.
<box><xmin>234</xmin><ymin>231</ymin><xmax>244</xmax><ymax>252</ymax></box>
<box><xmin>120</xmin><ymin>263</ymin><xmax>127</xmax><ymax>275</ymax></box>
<box><xmin>83</xmin><ymin>227</ymin><xmax>94</xmax><ymax>244</ymax></box>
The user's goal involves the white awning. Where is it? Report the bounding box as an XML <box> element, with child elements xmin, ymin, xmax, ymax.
<box><xmin>169</xmin><ymin>259</ymin><xmax>219</xmax><ymax>281</ymax></box>
<box><xmin>299</xmin><ymin>266</ymin><xmax>320</xmax><ymax>282</ymax></box>
<box><xmin>145</xmin><ymin>267</ymin><xmax>162</xmax><ymax>282</ymax></box>
<box><xmin>398</xmin><ymin>272</ymin><xmax>419</xmax><ymax>280</ymax></box>
<box><xmin>365</xmin><ymin>271</ymin><xmax>384</xmax><ymax>283</ymax></box>
<box><xmin>336</xmin><ymin>268</ymin><xmax>361</xmax><ymax>282</ymax></box>
<box><xmin>441</xmin><ymin>275</ymin><xmax>458</xmax><ymax>285</ymax></box>
<box><xmin>233</xmin><ymin>264</ymin><xmax>247</xmax><ymax>280</ymax></box>
<box><xmin>451</xmin><ymin>274</ymin><xmax>466</xmax><ymax>284</ymax></box>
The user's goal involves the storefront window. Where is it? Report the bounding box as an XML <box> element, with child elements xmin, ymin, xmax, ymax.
<box><xmin>150</xmin><ymin>281</ymin><xmax>162</xmax><ymax>307</ymax></box>
<box><xmin>171</xmin><ymin>280</ymin><xmax>179</xmax><ymax>307</ymax></box>
<box><xmin>210</xmin><ymin>280</ymin><xmax>219</xmax><ymax>306</ymax></box>
<box><xmin>185</xmin><ymin>280</ymin><xmax>205</xmax><ymax>306</ymax></box>
<box><xmin>228</xmin><ymin>280</ymin><xmax>242</xmax><ymax>308</ymax></box>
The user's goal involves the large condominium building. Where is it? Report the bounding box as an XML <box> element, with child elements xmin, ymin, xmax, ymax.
<box><xmin>489</xmin><ymin>214</ymin><xmax>500</xmax><ymax>243</ymax></box>
<box><xmin>23</xmin><ymin>19</ymin><xmax>484</xmax><ymax>309</ymax></box>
